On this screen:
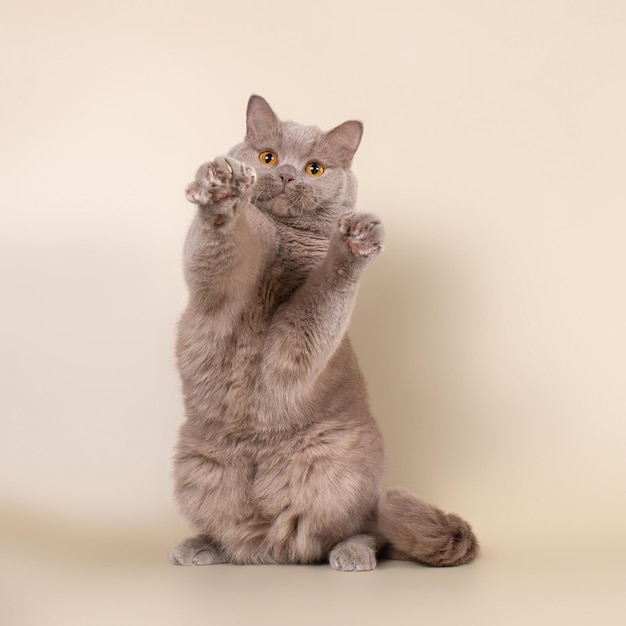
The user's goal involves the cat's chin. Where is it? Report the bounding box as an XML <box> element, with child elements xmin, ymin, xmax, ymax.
<box><xmin>255</xmin><ymin>194</ymin><xmax>293</xmax><ymax>218</ymax></box>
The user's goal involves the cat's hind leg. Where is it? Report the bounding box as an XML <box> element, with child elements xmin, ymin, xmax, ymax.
<box><xmin>329</xmin><ymin>534</ymin><xmax>377</xmax><ymax>572</ymax></box>
<box><xmin>170</xmin><ymin>534</ymin><xmax>228</xmax><ymax>566</ymax></box>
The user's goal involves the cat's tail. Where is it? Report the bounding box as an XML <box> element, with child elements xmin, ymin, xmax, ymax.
<box><xmin>377</xmin><ymin>487</ymin><xmax>479</xmax><ymax>567</ymax></box>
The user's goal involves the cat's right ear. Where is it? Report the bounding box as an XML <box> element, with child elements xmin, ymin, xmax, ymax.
<box><xmin>246</xmin><ymin>95</ymin><xmax>280</xmax><ymax>140</ymax></box>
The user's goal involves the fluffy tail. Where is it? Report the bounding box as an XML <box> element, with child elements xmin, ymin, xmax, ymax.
<box><xmin>377</xmin><ymin>487</ymin><xmax>479</xmax><ymax>566</ymax></box>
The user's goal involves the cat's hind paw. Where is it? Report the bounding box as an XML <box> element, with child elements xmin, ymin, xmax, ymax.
<box><xmin>185</xmin><ymin>156</ymin><xmax>256</xmax><ymax>206</ymax></box>
<box><xmin>170</xmin><ymin>535</ymin><xmax>227</xmax><ymax>566</ymax></box>
<box><xmin>329</xmin><ymin>535</ymin><xmax>377</xmax><ymax>572</ymax></box>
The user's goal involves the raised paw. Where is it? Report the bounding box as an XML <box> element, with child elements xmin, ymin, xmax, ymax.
<box><xmin>169</xmin><ymin>535</ymin><xmax>227</xmax><ymax>566</ymax></box>
<box><xmin>329</xmin><ymin>535</ymin><xmax>377</xmax><ymax>572</ymax></box>
<box><xmin>185</xmin><ymin>156</ymin><xmax>256</xmax><ymax>206</ymax></box>
<box><xmin>337</xmin><ymin>212</ymin><xmax>384</xmax><ymax>259</ymax></box>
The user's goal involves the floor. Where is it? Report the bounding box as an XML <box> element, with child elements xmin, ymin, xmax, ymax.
<box><xmin>3</xmin><ymin>511</ymin><xmax>625</xmax><ymax>626</ymax></box>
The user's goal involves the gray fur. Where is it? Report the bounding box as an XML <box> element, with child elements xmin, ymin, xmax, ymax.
<box><xmin>171</xmin><ymin>96</ymin><xmax>478</xmax><ymax>570</ymax></box>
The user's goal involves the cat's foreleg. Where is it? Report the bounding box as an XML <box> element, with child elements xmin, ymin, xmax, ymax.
<box><xmin>183</xmin><ymin>156</ymin><xmax>261</xmax><ymax>309</ymax></box>
<box><xmin>263</xmin><ymin>212</ymin><xmax>384</xmax><ymax>394</ymax></box>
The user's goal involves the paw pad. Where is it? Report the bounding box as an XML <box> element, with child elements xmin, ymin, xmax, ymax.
<box><xmin>338</xmin><ymin>212</ymin><xmax>384</xmax><ymax>259</ymax></box>
<box><xmin>186</xmin><ymin>156</ymin><xmax>256</xmax><ymax>206</ymax></box>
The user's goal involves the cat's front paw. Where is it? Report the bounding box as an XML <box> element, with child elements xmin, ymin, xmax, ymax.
<box><xmin>170</xmin><ymin>535</ymin><xmax>227</xmax><ymax>566</ymax></box>
<box><xmin>185</xmin><ymin>156</ymin><xmax>256</xmax><ymax>206</ymax></box>
<box><xmin>337</xmin><ymin>212</ymin><xmax>384</xmax><ymax>260</ymax></box>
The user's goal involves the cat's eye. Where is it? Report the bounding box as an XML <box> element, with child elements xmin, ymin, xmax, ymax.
<box><xmin>259</xmin><ymin>151</ymin><xmax>278</xmax><ymax>166</ymax></box>
<box><xmin>305</xmin><ymin>162</ymin><xmax>324</xmax><ymax>177</ymax></box>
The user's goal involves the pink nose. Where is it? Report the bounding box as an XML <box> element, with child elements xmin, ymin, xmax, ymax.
<box><xmin>280</xmin><ymin>173</ymin><xmax>294</xmax><ymax>186</ymax></box>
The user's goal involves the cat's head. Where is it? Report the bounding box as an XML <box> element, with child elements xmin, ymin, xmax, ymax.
<box><xmin>229</xmin><ymin>95</ymin><xmax>362</xmax><ymax>235</ymax></box>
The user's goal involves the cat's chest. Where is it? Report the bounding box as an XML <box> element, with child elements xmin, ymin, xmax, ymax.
<box><xmin>258</xmin><ymin>237</ymin><xmax>326</xmax><ymax>309</ymax></box>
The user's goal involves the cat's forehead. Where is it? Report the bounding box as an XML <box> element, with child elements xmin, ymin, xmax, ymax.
<box><xmin>280</xmin><ymin>121</ymin><xmax>323</xmax><ymax>148</ymax></box>
<box><xmin>251</xmin><ymin>120</ymin><xmax>328</xmax><ymax>160</ymax></box>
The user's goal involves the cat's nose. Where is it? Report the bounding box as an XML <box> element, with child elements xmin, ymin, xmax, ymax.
<box><xmin>277</xmin><ymin>165</ymin><xmax>297</xmax><ymax>187</ymax></box>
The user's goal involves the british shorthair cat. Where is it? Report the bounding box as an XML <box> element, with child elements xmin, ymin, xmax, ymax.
<box><xmin>170</xmin><ymin>95</ymin><xmax>478</xmax><ymax>570</ymax></box>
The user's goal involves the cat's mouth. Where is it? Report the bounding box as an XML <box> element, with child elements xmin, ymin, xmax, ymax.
<box><xmin>253</xmin><ymin>181</ymin><xmax>295</xmax><ymax>217</ymax></box>
<box><xmin>253</xmin><ymin>178</ymin><xmax>329</xmax><ymax>225</ymax></box>
<box><xmin>254</xmin><ymin>192</ymin><xmax>291</xmax><ymax>217</ymax></box>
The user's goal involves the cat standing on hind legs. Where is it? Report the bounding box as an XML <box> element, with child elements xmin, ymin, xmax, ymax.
<box><xmin>171</xmin><ymin>95</ymin><xmax>478</xmax><ymax>571</ymax></box>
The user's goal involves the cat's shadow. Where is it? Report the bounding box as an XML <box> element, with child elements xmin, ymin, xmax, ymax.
<box><xmin>350</xmin><ymin>236</ymin><xmax>478</xmax><ymax>495</ymax></box>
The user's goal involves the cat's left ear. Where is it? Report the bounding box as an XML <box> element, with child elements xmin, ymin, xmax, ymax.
<box><xmin>325</xmin><ymin>120</ymin><xmax>363</xmax><ymax>167</ymax></box>
<box><xmin>246</xmin><ymin>95</ymin><xmax>280</xmax><ymax>139</ymax></box>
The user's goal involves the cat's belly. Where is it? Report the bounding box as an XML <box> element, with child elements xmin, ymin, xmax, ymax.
<box><xmin>173</xmin><ymin>420</ymin><xmax>383</xmax><ymax>564</ymax></box>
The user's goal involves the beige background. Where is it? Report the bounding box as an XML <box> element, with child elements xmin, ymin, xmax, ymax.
<box><xmin>2</xmin><ymin>1</ymin><xmax>625</xmax><ymax>624</ymax></box>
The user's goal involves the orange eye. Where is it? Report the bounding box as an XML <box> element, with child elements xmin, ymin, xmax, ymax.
<box><xmin>259</xmin><ymin>151</ymin><xmax>278</xmax><ymax>166</ymax></box>
<box><xmin>305</xmin><ymin>161</ymin><xmax>324</xmax><ymax>177</ymax></box>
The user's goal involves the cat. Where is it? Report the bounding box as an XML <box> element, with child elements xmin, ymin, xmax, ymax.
<box><xmin>170</xmin><ymin>95</ymin><xmax>478</xmax><ymax>571</ymax></box>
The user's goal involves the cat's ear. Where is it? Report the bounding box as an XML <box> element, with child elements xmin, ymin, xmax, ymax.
<box><xmin>246</xmin><ymin>95</ymin><xmax>280</xmax><ymax>139</ymax></box>
<box><xmin>325</xmin><ymin>120</ymin><xmax>363</xmax><ymax>167</ymax></box>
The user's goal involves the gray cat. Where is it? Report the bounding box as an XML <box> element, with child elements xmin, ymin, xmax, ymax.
<box><xmin>170</xmin><ymin>96</ymin><xmax>478</xmax><ymax>571</ymax></box>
